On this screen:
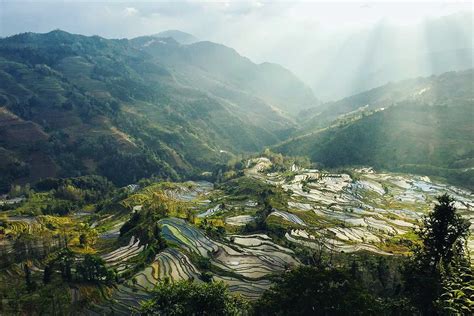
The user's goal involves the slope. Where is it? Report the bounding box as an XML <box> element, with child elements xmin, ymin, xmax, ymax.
<box><xmin>275</xmin><ymin>70</ymin><xmax>474</xmax><ymax>188</ymax></box>
<box><xmin>0</xmin><ymin>30</ymin><xmax>315</xmax><ymax>190</ymax></box>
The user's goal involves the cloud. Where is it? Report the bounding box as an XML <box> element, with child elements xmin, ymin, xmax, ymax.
<box><xmin>123</xmin><ymin>7</ymin><xmax>138</xmax><ymax>17</ymax></box>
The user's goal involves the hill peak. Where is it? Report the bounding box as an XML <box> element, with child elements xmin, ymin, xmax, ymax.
<box><xmin>153</xmin><ymin>30</ymin><xmax>198</xmax><ymax>44</ymax></box>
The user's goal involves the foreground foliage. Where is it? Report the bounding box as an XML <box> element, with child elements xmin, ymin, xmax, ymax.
<box><xmin>140</xmin><ymin>280</ymin><xmax>249</xmax><ymax>316</ymax></box>
<box><xmin>404</xmin><ymin>194</ymin><xmax>472</xmax><ymax>314</ymax></box>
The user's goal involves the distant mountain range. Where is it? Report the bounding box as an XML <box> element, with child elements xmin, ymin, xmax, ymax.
<box><xmin>0</xmin><ymin>30</ymin><xmax>316</xmax><ymax>191</ymax></box>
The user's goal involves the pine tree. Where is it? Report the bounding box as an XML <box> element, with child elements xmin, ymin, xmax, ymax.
<box><xmin>404</xmin><ymin>194</ymin><xmax>470</xmax><ymax>314</ymax></box>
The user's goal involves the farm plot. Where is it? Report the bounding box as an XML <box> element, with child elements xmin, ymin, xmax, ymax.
<box><xmin>248</xmin><ymin>160</ymin><xmax>474</xmax><ymax>256</ymax></box>
<box><xmin>213</xmin><ymin>275</ymin><xmax>272</xmax><ymax>300</ymax></box>
<box><xmin>160</xmin><ymin>218</ymin><xmax>219</xmax><ymax>257</ymax></box>
<box><xmin>92</xmin><ymin>219</ymin><xmax>296</xmax><ymax>312</ymax></box>
<box><xmin>101</xmin><ymin>236</ymin><xmax>144</xmax><ymax>273</ymax></box>
<box><xmin>268</xmin><ymin>210</ymin><xmax>306</xmax><ymax>226</ymax></box>
<box><xmin>285</xmin><ymin>230</ymin><xmax>392</xmax><ymax>255</ymax></box>
<box><xmin>134</xmin><ymin>248</ymin><xmax>201</xmax><ymax>290</ymax></box>
<box><xmin>89</xmin><ymin>248</ymin><xmax>200</xmax><ymax>315</ymax></box>
<box><xmin>86</xmin><ymin>284</ymin><xmax>150</xmax><ymax>316</ymax></box>
<box><xmin>197</xmin><ymin>204</ymin><xmax>223</xmax><ymax>218</ymax></box>
<box><xmin>165</xmin><ymin>181</ymin><xmax>213</xmax><ymax>202</ymax></box>
<box><xmin>225</xmin><ymin>215</ymin><xmax>255</xmax><ymax>226</ymax></box>
<box><xmin>159</xmin><ymin>218</ymin><xmax>299</xmax><ymax>279</ymax></box>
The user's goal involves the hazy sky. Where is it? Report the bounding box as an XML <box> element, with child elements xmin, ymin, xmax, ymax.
<box><xmin>1</xmin><ymin>1</ymin><xmax>472</xmax><ymax>99</ymax></box>
<box><xmin>1</xmin><ymin>1</ymin><xmax>471</xmax><ymax>43</ymax></box>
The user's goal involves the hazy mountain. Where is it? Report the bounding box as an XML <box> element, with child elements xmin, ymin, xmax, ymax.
<box><xmin>275</xmin><ymin>70</ymin><xmax>474</xmax><ymax>188</ymax></box>
<box><xmin>130</xmin><ymin>36</ymin><xmax>319</xmax><ymax>114</ymax></box>
<box><xmin>298</xmin><ymin>69</ymin><xmax>474</xmax><ymax>132</ymax></box>
<box><xmin>0</xmin><ymin>30</ymin><xmax>315</xmax><ymax>190</ymax></box>
<box><xmin>269</xmin><ymin>12</ymin><xmax>473</xmax><ymax>101</ymax></box>
<box><xmin>154</xmin><ymin>30</ymin><xmax>199</xmax><ymax>44</ymax></box>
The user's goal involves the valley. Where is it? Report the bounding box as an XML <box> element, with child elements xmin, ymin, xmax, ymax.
<box><xmin>1</xmin><ymin>155</ymin><xmax>472</xmax><ymax>314</ymax></box>
<box><xmin>0</xmin><ymin>25</ymin><xmax>472</xmax><ymax>315</ymax></box>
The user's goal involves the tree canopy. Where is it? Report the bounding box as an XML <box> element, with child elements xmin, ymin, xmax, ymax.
<box><xmin>140</xmin><ymin>280</ymin><xmax>248</xmax><ymax>316</ymax></box>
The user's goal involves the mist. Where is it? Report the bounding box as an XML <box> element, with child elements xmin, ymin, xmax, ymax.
<box><xmin>1</xmin><ymin>1</ymin><xmax>472</xmax><ymax>99</ymax></box>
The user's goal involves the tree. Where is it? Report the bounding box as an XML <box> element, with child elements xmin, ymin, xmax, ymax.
<box><xmin>140</xmin><ymin>280</ymin><xmax>248</xmax><ymax>315</ymax></box>
<box><xmin>435</xmin><ymin>265</ymin><xmax>474</xmax><ymax>314</ymax></box>
<box><xmin>79</xmin><ymin>233</ymin><xmax>88</xmax><ymax>247</ymax></box>
<box><xmin>78</xmin><ymin>225</ymin><xmax>98</xmax><ymax>249</ymax></box>
<box><xmin>56</xmin><ymin>248</ymin><xmax>74</xmax><ymax>282</ymax></box>
<box><xmin>200</xmin><ymin>271</ymin><xmax>213</xmax><ymax>283</ymax></box>
<box><xmin>404</xmin><ymin>194</ymin><xmax>471</xmax><ymax>314</ymax></box>
<box><xmin>43</xmin><ymin>264</ymin><xmax>52</xmax><ymax>284</ymax></box>
<box><xmin>254</xmin><ymin>266</ymin><xmax>385</xmax><ymax>316</ymax></box>
<box><xmin>76</xmin><ymin>254</ymin><xmax>111</xmax><ymax>282</ymax></box>
<box><xmin>24</xmin><ymin>263</ymin><xmax>33</xmax><ymax>291</ymax></box>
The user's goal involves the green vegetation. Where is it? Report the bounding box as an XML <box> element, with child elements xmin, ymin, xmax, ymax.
<box><xmin>252</xmin><ymin>194</ymin><xmax>472</xmax><ymax>315</ymax></box>
<box><xmin>3</xmin><ymin>175</ymin><xmax>116</xmax><ymax>216</ymax></box>
<box><xmin>0</xmin><ymin>30</ymin><xmax>317</xmax><ymax>191</ymax></box>
<box><xmin>254</xmin><ymin>265</ymin><xmax>411</xmax><ymax>315</ymax></box>
<box><xmin>404</xmin><ymin>194</ymin><xmax>472</xmax><ymax>314</ymax></box>
<box><xmin>140</xmin><ymin>280</ymin><xmax>249</xmax><ymax>315</ymax></box>
<box><xmin>1</xmin><ymin>163</ymin><xmax>472</xmax><ymax>315</ymax></box>
<box><xmin>276</xmin><ymin>70</ymin><xmax>474</xmax><ymax>189</ymax></box>
<box><xmin>0</xmin><ymin>29</ymin><xmax>473</xmax><ymax>315</ymax></box>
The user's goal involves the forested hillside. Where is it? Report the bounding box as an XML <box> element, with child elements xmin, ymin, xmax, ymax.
<box><xmin>0</xmin><ymin>30</ymin><xmax>316</xmax><ymax>191</ymax></box>
<box><xmin>275</xmin><ymin>70</ymin><xmax>474</xmax><ymax>188</ymax></box>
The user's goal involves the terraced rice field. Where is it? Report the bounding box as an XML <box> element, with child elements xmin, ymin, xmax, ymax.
<box><xmin>160</xmin><ymin>217</ymin><xmax>299</xmax><ymax>283</ymax></box>
<box><xmin>246</xmin><ymin>158</ymin><xmax>473</xmax><ymax>256</ymax></box>
<box><xmin>160</xmin><ymin>218</ymin><xmax>219</xmax><ymax>257</ymax></box>
<box><xmin>87</xmin><ymin>284</ymin><xmax>150</xmax><ymax>316</ymax></box>
<box><xmin>197</xmin><ymin>204</ymin><xmax>223</xmax><ymax>218</ymax></box>
<box><xmin>165</xmin><ymin>181</ymin><xmax>213</xmax><ymax>202</ymax></box>
<box><xmin>101</xmin><ymin>236</ymin><xmax>144</xmax><ymax>273</ymax></box>
<box><xmin>134</xmin><ymin>248</ymin><xmax>201</xmax><ymax>290</ymax></box>
<box><xmin>92</xmin><ymin>221</ymin><xmax>296</xmax><ymax>312</ymax></box>
<box><xmin>285</xmin><ymin>230</ymin><xmax>392</xmax><ymax>255</ymax></box>
<box><xmin>85</xmin><ymin>161</ymin><xmax>473</xmax><ymax>313</ymax></box>
<box><xmin>269</xmin><ymin>210</ymin><xmax>306</xmax><ymax>226</ymax></box>
<box><xmin>213</xmin><ymin>275</ymin><xmax>272</xmax><ymax>300</ymax></box>
<box><xmin>161</xmin><ymin>218</ymin><xmax>298</xmax><ymax>274</ymax></box>
<box><xmin>225</xmin><ymin>215</ymin><xmax>255</xmax><ymax>226</ymax></box>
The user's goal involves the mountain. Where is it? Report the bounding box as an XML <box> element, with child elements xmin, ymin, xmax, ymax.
<box><xmin>274</xmin><ymin>70</ymin><xmax>474</xmax><ymax>188</ymax></box>
<box><xmin>268</xmin><ymin>12</ymin><xmax>473</xmax><ymax>101</ymax></box>
<box><xmin>0</xmin><ymin>30</ymin><xmax>316</xmax><ymax>191</ymax></box>
<box><xmin>154</xmin><ymin>30</ymin><xmax>199</xmax><ymax>44</ymax></box>
<box><xmin>130</xmin><ymin>36</ymin><xmax>319</xmax><ymax>115</ymax></box>
<box><xmin>297</xmin><ymin>70</ymin><xmax>473</xmax><ymax>132</ymax></box>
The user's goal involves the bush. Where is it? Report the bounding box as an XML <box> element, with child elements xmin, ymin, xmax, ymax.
<box><xmin>140</xmin><ymin>280</ymin><xmax>248</xmax><ymax>315</ymax></box>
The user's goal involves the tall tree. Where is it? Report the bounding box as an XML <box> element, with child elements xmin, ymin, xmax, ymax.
<box><xmin>43</xmin><ymin>264</ymin><xmax>52</xmax><ymax>284</ymax></box>
<box><xmin>24</xmin><ymin>263</ymin><xmax>32</xmax><ymax>291</ymax></box>
<box><xmin>404</xmin><ymin>194</ymin><xmax>471</xmax><ymax>314</ymax></box>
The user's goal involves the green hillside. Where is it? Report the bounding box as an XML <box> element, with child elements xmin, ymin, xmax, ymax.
<box><xmin>0</xmin><ymin>30</ymin><xmax>316</xmax><ymax>191</ymax></box>
<box><xmin>130</xmin><ymin>36</ymin><xmax>319</xmax><ymax>115</ymax></box>
<box><xmin>275</xmin><ymin>70</ymin><xmax>474</xmax><ymax>188</ymax></box>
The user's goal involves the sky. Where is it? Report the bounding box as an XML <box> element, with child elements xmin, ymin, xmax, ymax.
<box><xmin>1</xmin><ymin>1</ymin><xmax>471</xmax><ymax>42</ymax></box>
<box><xmin>1</xmin><ymin>1</ymin><xmax>472</xmax><ymax>99</ymax></box>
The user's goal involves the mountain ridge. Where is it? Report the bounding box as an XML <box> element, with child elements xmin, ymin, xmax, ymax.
<box><xmin>0</xmin><ymin>30</ymin><xmax>315</xmax><ymax>191</ymax></box>
<box><xmin>274</xmin><ymin>69</ymin><xmax>474</xmax><ymax>189</ymax></box>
